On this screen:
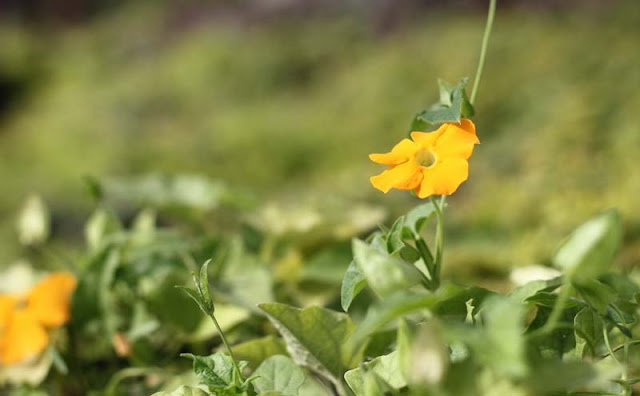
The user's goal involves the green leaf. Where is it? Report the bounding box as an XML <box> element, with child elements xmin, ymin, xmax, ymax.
<box><xmin>574</xmin><ymin>280</ymin><xmax>617</xmax><ymax>315</ymax></box>
<box><xmin>258</xmin><ymin>303</ymin><xmax>358</xmax><ymax>387</ymax></box>
<box><xmin>151</xmin><ymin>385</ymin><xmax>210</xmax><ymax>396</ymax></box>
<box><xmin>344</xmin><ymin>351</ymin><xmax>406</xmax><ymax>396</ymax></box>
<box><xmin>402</xmin><ymin>202</ymin><xmax>438</xmax><ymax>239</ymax></box>
<box><xmin>352</xmin><ymin>239</ymin><xmax>422</xmax><ymax>299</ymax></box>
<box><xmin>232</xmin><ymin>336</ymin><xmax>288</xmax><ymax>370</ymax></box>
<box><xmin>574</xmin><ymin>308</ymin><xmax>604</xmax><ymax>358</ymax></box>
<box><xmin>553</xmin><ymin>209</ymin><xmax>622</xmax><ymax>284</ymax></box>
<box><xmin>252</xmin><ymin>355</ymin><xmax>305</xmax><ymax>396</ymax></box>
<box><xmin>222</xmin><ymin>239</ymin><xmax>274</xmax><ymax>311</ymax></box>
<box><xmin>341</xmin><ymin>260</ymin><xmax>367</xmax><ymax>312</ymax></box>
<box><xmin>386</xmin><ymin>217</ymin><xmax>405</xmax><ymax>254</ymax></box>
<box><xmin>198</xmin><ymin>259</ymin><xmax>214</xmax><ymax>313</ymax></box>
<box><xmin>409</xmin><ymin>78</ymin><xmax>474</xmax><ymax>130</ymax></box>
<box><xmin>525</xmin><ymin>361</ymin><xmax>604</xmax><ymax>394</ymax></box>
<box><xmin>176</xmin><ymin>286</ymin><xmax>212</xmax><ymax>317</ymax></box>
<box><xmin>475</xmin><ymin>296</ymin><xmax>528</xmax><ymax>378</ymax></box>
<box><xmin>181</xmin><ymin>353</ymin><xmax>243</xmax><ymax>390</ymax></box>
<box><xmin>508</xmin><ymin>276</ymin><xmax>563</xmax><ymax>304</ymax></box>
<box><xmin>350</xmin><ymin>290</ymin><xmax>440</xmax><ymax>348</ymax></box>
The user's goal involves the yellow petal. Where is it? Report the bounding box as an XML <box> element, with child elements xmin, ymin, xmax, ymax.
<box><xmin>416</xmin><ymin>174</ymin><xmax>436</xmax><ymax>199</ymax></box>
<box><xmin>370</xmin><ymin>161</ymin><xmax>420</xmax><ymax>193</ymax></box>
<box><xmin>420</xmin><ymin>158</ymin><xmax>469</xmax><ymax>196</ymax></box>
<box><xmin>433</xmin><ymin>119</ymin><xmax>479</xmax><ymax>160</ymax></box>
<box><xmin>395</xmin><ymin>170</ymin><xmax>424</xmax><ymax>190</ymax></box>
<box><xmin>0</xmin><ymin>295</ymin><xmax>17</xmax><ymax>330</ymax></box>
<box><xmin>410</xmin><ymin>123</ymin><xmax>447</xmax><ymax>148</ymax></box>
<box><xmin>26</xmin><ymin>272</ymin><xmax>76</xmax><ymax>328</ymax></box>
<box><xmin>369</xmin><ymin>139</ymin><xmax>418</xmax><ymax>165</ymax></box>
<box><xmin>0</xmin><ymin>309</ymin><xmax>48</xmax><ymax>365</ymax></box>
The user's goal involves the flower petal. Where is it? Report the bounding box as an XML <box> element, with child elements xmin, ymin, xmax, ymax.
<box><xmin>395</xmin><ymin>169</ymin><xmax>424</xmax><ymax>190</ymax></box>
<box><xmin>26</xmin><ymin>272</ymin><xmax>76</xmax><ymax>328</ymax></box>
<box><xmin>0</xmin><ymin>309</ymin><xmax>48</xmax><ymax>365</ymax></box>
<box><xmin>420</xmin><ymin>158</ymin><xmax>469</xmax><ymax>196</ymax></box>
<box><xmin>0</xmin><ymin>295</ymin><xmax>17</xmax><ymax>330</ymax></box>
<box><xmin>369</xmin><ymin>139</ymin><xmax>418</xmax><ymax>165</ymax></box>
<box><xmin>433</xmin><ymin>118</ymin><xmax>479</xmax><ymax>160</ymax></box>
<box><xmin>370</xmin><ymin>161</ymin><xmax>420</xmax><ymax>193</ymax></box>
<box><xmin>410</xmin><ymin>123</ymin><xmax>447</xmax><ymax>148</ymax></box>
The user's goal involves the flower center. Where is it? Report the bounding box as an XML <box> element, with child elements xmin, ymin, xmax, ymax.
<box><xmin>415</xmin><ymin>148</ymin><xmax>437</xmax><ymax>168</ymax></box>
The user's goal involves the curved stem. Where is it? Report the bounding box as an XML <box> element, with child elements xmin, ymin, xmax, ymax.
<box><xmin>539</xmin><ymin>283</ymin><xmax>572</xmax><ymax>335</ymax></box>
<box><xmin>470</xmin><ymin>0</ymin><xmax>497</xmax><ymax>105</ymax></box>
<box><xmin>210</xmin><ymin>313</ymin><xmax>244</xmax><ymax>380</ymax></box>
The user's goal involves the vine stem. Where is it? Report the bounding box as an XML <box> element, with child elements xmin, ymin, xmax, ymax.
<box><xmin>539</xmin><ymin>283</ymin><xmax>572</xmax><ymax>335</ymax></box>
<box><xmin>470</xmin><ymin>0</ymin><xmax>497</xmax><ymax>105</ymax></box>
<box><xmin>209</xmin><ymin>313</ymin><xmax>244</xmax><ymax>380</ymax></box>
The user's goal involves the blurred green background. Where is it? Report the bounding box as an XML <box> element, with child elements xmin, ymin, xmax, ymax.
<box><xmin>1</xmin><ymin>0</ymin><xmax>639</xmax><ymax>284</ymax></box>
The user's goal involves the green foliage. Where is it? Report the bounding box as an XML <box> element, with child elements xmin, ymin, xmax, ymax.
<box><xmin>252</xmin><ymin>355</ymin><xmax>305</xmax><ymax>396</ymax></box>
<box><xmin>258</xmin><ymin>303</ymin><xmax>360</xmax><ymax>388</ymax></box>
<box><xmin>410</xmin><ymin>78</ymin><xmax>475</xmax><ymax>131</ymax></box>
<box><xmin>553</xmin><ymin>209</ymin><xmax>623</xmax><ymax>285</ymax></box>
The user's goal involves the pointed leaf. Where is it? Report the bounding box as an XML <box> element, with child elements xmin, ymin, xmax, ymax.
<box><xmin>253</xmin><ymin>355</ymin><xmax>305</xmax><ymax>396</ymax></box>
<box><xmin>352</xmin><ymin>239</ymin><xmax>422</xmax><ymax>299</ymax></box>
<box><xmin>341</xmin><ymin>260</ymin><xmax>367</xmax><ymax>312</ymax></box>
<box><xmin>258</xmin><ymin>303</ymin><xmax>358</xmax><ymax>386</ymax></box>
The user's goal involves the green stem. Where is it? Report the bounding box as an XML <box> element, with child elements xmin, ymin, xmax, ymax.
<box><xmin>209</xmin><ymin>313</ymin><xmax>244</xmax><ymax>380</ymax></box>
<box><xmin>470</xmin><ymin>0</ymin><xmax>497</xmax><ymax>105</ymax></box>
<box><xmin>414</xmin><ymin>238</ymin><xmax>436</xmax><ymax>290</ymax></box>
<box><xmin>540</xmin><ymin>283</ymin><xmax>572</xmax><ymax>335</ymax></box>
<box><xmin>430</xmin><ymin>196</ymin><xmax>446</xmax><ymax>286</ymax></box>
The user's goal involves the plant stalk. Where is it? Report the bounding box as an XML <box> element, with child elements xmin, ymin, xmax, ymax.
<box><xmin>209</xmin><ymin>312</ymin><xmax>244</xmax><ymax>380</ymax></box>
<box><xmin>470</xmin><ymin>0</ymin><xmax>497</xmax><ymax>105</ymax></box>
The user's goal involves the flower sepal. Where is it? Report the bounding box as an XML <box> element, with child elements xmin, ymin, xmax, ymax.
<box><xmin>410</xmin><ymin>77</ymin><xmax>475</xmax><ymax>132</ymax></box>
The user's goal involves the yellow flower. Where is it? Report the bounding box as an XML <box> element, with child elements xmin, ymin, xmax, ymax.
<box><xmin>0</xmin><ymin>272</ymin><xmax>76</xmax><ymax>365</ymax></box>
<box><xmin>369</xmin><ymin>118</ymin><xmax>479</xmax><ymax>198</ymax></box>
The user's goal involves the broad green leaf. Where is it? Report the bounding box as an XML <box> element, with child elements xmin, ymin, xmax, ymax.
<box><xmin>409</xmin><ymin>78</ymin><xmax>474</xmax><ymax>130</ymax></box>
<box><xmin>574</xmin><ymin>308</ymin><xmax>604</xmax><ymax>358</ymax></box>
<box><xmin>181</xmin><ymin>353</ymin><xmax>243</xmax><ymax>390</ymax></box>
<box><xmin>341</xmin><ymin>260</ymin><xmax>367</xmax><ymax>312</ymax></box>
<box><xmin>350</xmin><ymin>290</ymin><xmax>441</xmax><ymax>348</ymax></box>
<box><xmin>401</xmin><ymin>202</ymin><xmax>438</xmax><ymax>239</ymax></box>
<box><xmin>508</xmin><ymin>276</ymin><xmax>563</xmax><ymax>304</ymax></box>
<box><xmin>344</xmin><ymin>351</ymin><xmax>405</xmax><ymax>395</ymax></box>
<box><xmin>350</xmin><ymin>284</ymin><xmax>489</xmax><ymax>347</ymax></box>
<box><xmin>252</xmin><ymin>355</ymin><xmax>305</xmax><ymax>396</ymax></box>
<box><xmin>152</xmin><ymin>386</ymin><xmax>210</xmax><ymax>396</ymax></box>
<box><xmin>574</xmin><ymin>280</ymin><xmax>617</xmax><ymax>315</ymax></box>
<box><xmin>475</xmin><ymin>296</ymin><xmax>527</xmax><ymax>378</ymax></box>
<box><xmin>258</xmin><ymin>303</ymin><xmax>359</xmax><ymax>387</ymax></box>
<box><xmin>232</xmin><ymin>336</ymin><xmax>288</xmax><ymax>370</ymax></box>
<box><xmin>352</xmin><ymin>239</ymin><xmax>422</xmax><ymax>299</ymax></box>
<box><xmin>222</xmin><ymin>239</ymin><xmax>274</xmax><ymax>311</ymax></box>
<box><xmin>362</xmin><ymin>370</ymin><xmax>396</xmax><ymax>396</ymax></box>
<box><xmin>525</xmin><ymin>361</ymin><xmax>606</xmax><ymax>394</ymax></box>
<box><xmin>553</xmin><ymin>209</ymin><xmax>622</xmax><ymax>284</ymax></box>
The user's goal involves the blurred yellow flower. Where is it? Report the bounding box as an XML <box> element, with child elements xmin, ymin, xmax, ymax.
<box><xmin>0</xmin><ymin>272</ymin><xmax>76</xmax><ymax>365</ymax></box>
<box><xmin>369</xmin><ymin>118</ymin><xmax>479</xmax><ymax>198</ymax></box>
